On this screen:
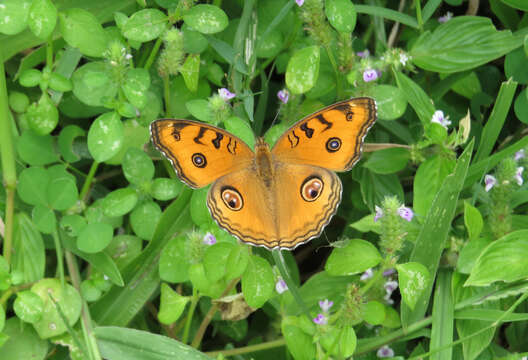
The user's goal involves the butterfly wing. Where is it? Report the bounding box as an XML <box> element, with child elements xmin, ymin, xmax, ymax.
<box><xmin>207</xmin><ymin>162</ymin><xmax>342</xmax><ymax>250</ymax></box>
<box><xmin>271</xmin><ymin>97</ymin><xmax>376</xmax><ymax>171</ymax></box>
<box><xmin>150</xmin><ymin>119</ymin><xmax>254</xmax><ymax>188</ymax></box>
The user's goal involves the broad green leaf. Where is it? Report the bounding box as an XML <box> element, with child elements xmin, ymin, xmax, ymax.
<box><xmin>122</xmin><ymin>68</ymin><xmax>151</xmax><ymax>109</ymax></box>
<box><xmin>282</xmin><ymin>316</ymin><xmax>316</xmax><ymax>360</ymax></box>
<box><xmin>31</xmin><ymin>205</ymin><xmax>56</xmax><ymax>234</ymax></box>
<box><xmin>190</xmin><ymin>187</ymin><xmax>212</xmax><ymax>226</ymax></box>
<box><xmin>158</xmin><ymin>283</ymin><xmax>189</xmax><ymax>325</ymax></box>
<box><xmin>457</xmin><ymin>237</ymin><xmax>492</xmax><ymax>274</ymax></box>
<box><xmin>28</xmin><ymin>0</ymin><xmax>57</xmax><ymax>40</ymax></box>
<box><xmin>104</xmin><ymin>234</ymin><xmax>142</xmax><ymax>270</ymax></box>
<box><xmin>364</xmin><ymin>147</ymin><xmax>410</xmax><ymax>174</ymax></box>
<box><xmin>356</xmin><ymin>170</ymin><xmax>404</xmax><ymax>209</ymax></box>
<box><xmin>1</xmin><ymin>318</ymin><xmax>48</xmax><ymax>360</ymax></box>
<box><xmin>466</xmin><ymin>230</ymin><xmax>528</xmax><ymax>286</ymax></box>
<box><xmin>367</xmin><ymin>85</ymin><xmax>407</xmax><ymax>120</ymax></box>
<box><xmin>186</xmin><ymin>99</ymin><xmax>211</xmax><ymax>122</ymax></box>
<box><xmin>151</xmin><ymin>178</ymin><xmax>181</xmax><ymax>201</ymax></box>
<box><xmin>159</xmin><ymin>235</ymin><xmax>190</xmax><ymax>283</ymax></box>
<box><xmin>77</xmin><ymin>222</ymin><xmax>114</xmax><ymax>253</ymax></box>
<box><xmin>87</xmin><ymin>111</ymin><xmax>124</xmax><ymax>162</ymax></box>
<box><xmin>58</xmin><ymin>125</ymin><xmax>85</xmax><ymax>163</ymax></box>
<box><xmin>410</xmin><ymin>16</ymin><xmax>520</xmax><ymax>73</ymax></box>
<box><xmin>183</xmin><ymin>5</ymin><xmax>228</xmax><ymax>34</ymax></box>
<box><xmin>242</xmin><ymin>255</ymin><xmax>274</xmax><ymax>308</ymax></box>
<box><xmin>105</xmin><ymin>119</ymin><xmax>150</xmax><ymax>165</ymax></box>
<box><xmin>8</xmin><ymin>91</ymin><xmax>30</xmax><ymax>113</ymax></box>
<box><xmin>31</xmin><ymin>279</ymin><xmax>82</xmax><ymax>339</ymax></box>
<box><xmin>72</xmin><ymin>62</ymin><xmax>118</xmax><ymax>107</ymax></box>
<box><xmin>122</xmin><ymin>148</ymin><xmax>154</xmax><ymax>185</ymax></box>
<box><xmin>60</xmin><ymin>215</ymin><xmax>87</xmax><ymax>237</ymax></box>
<box><xmin>130</xmin><ymin>201</ymin><xmax>162</xmax><ymax>240</ymax></box>
<box><xmin>138</xmin><ymin>91</ymin><xmax>162</xmax><ymax>126</ymax></box>
<box><xmin>286</xmin><ymin>46</ymin><xmax>320</xmax><ymax>95</ymax></box>
<box><xmin>224</xmin><ymin>116</ymin><xmax>256</xmax><ymax>149</ymax></box>
<box><xmin>16</xmin><ymin>130</ymin><xmax>59</xmax><ymax>166</ymax></box>
<box><xmin>361</xmin><ymin>301</ymin><xmax>386</xmax><ymax>325</ymax></box>
<box><xmin>325</xmin><ymin>239</ymin><xmax>381</xmax><ymax>276</ymax></box>
<box><xmin>256</xmin><ymin>28</ymin><xmax>283</xmax><ymax>59</ymax></box>
<box><xmin>59</xmin><ymin>8</ymin><xmax>108</xmax><ymax>57</ymax></box>
<box><xmin>12</xmin><ymin>213</ymin><xmax>45</xmax><ymax>283</ymax></box>
<box><xmin>203</xmin><ymin>242</ymin><xmax>236</xmax><ymax>282</ymax></box>
<box><xmin>464</xmin><ymin>202</ymin><xmax>483</xmax><ymax>240</ymax></box>
<box><xmin>321</xmin><ymin>326</ymin><xmax>357</xmax><ymax>358</ymax></box>
<box><xmin>168</xmin><ymin>76</ymin><xmax>211</xmax><ymax>118</ymax></box>
<box><xmin>17</xmin><ymin>166</ymin><xmax>49</xmax><ymax>206</ymax></box>
<box><xmin>225</xmin><ymin>245</ymin><xmax>250</xmax><ymax>280</ymax></box>
<box><xmin>396</xmin><ymin>262</ymin><xmax>431</xmax><ymax>310</ymax></box>
<box><xmin>180</xmin><ymin>54</ymin><xmax>200</xmax><ymax>93</ymax></box>
<box><xmin>122</xmin><ymin>9</ymin><xmax>166</xmax><ymax>42</ymax></box>
<box><xmin>95</xmin><ymin>326</ymin><xmax>211</xmax><ymax>360</ymax></box>
<box><xmin>325</xmin><ymin>0</ymin><xmax>356</xmax><ymax>33</ymax></box>
<box><xmin>182</xmin><ymin>24</ymin><xmax>208</xmax><ymax>54</ymax></box>
<box><xmin>81</xmin><ymin>280</ymin><xmax>102</xmax><ymax>302</ymax></box>
<box><xmin>514</xmin><ymin>88</ymin><xmax>528</xmax><ymax>124</ymax></box>
<box><xmin>47</xmin><ymin>177</ymin><xmax>78</xmax><ymax>211</ymax></box>
<box><xmin>27</xmin><ymin>93</ymin><xmax>59</xmax><ymax>135</ymax></box>
<box><xmin>0</xmin><ymin>0</ymin><xmax>31</xmax><ymax>35</ymax></box>
<box><xmin>102</xmin><ymin>188</ymin><xmax>138</xmax><ymax>217</ymax></box>
<box><xmin>505</xmin><ymin>47</ymin><xmax>528</xmax><ymax>85</ymax></box>
<box><xmin>14</xmin><ymin>291</ymin><xmax>44</xmax><ymax>324</ymax></box>
<box><xmin>19</xmin><ymin>69</ymin><xmax>42</xmax><ymax>87</ymax></box>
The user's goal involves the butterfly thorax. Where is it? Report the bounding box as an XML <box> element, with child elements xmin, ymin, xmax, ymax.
<box><xmin>254</xmin><ymin>137</ymin><xmax>274</xmax><ymax>188</ymax></box>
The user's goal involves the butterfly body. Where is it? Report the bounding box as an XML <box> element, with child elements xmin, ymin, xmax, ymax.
<box><xmin>151</xmin><ymin>97</ymin><xmax>376</xmax><ymax>250</ymax></box>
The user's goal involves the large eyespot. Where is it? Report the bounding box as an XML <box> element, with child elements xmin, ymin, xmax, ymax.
<box><xmin>221</xmin><ymin>187</ymin><xmax>243</xmax><ymax>211</ymax></box>
<box><xmin>301</xmin><ymin>176</ymin><xmax>324</xmax><ymax>202</ymax></box>
<box><xmin>326</xmin><ymin>137</ymin><xmax>342</xmax><ymax>153</ymax></box>
<box><xmin>191</xmin><ymin>153</ymin><xmax>207</xmax><ymax>168</ymax></box>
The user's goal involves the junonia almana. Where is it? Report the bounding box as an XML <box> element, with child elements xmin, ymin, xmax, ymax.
<box><xmin>150</xmin><ymin>97</ymin><xmax>376</xmax><ymax>250</ymax></box>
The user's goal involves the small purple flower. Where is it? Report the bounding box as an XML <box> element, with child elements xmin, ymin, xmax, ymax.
<box><xmin>319</xmin><ymin>299</ymin><xmax>334</xmax><ymax>312</ymax></box>
<box><xmin>203</xmin><ymin>232</ymin><xmax>216</xmax><ymax>245</ymax></box>
<box><xmin>363</xmin><ymin>69</ymin><xmax>379</xmax><ymax>82</ymax></box>
<box><xmin>377</xmin><ymin>345</ymin><xmax>395</xmax><ymax>358</ymax></box>
<box><xmin>295</xmin><ymin>0</ymin><xmax>304</xmax><ymax>6</ymax></box>
<box><xmin>515</xmin><ymin>149</ymin><xmax>525</xmax><ymax>162</ymax></box>
<box><xmin>357</xmin><ymin>49</ymin><xmax>370</xmax><ymax>58</ymax></box>
<box><xmin>484</xmin><ymin>174</ymin><xmax>497</xmax><ymax>192</ymax></box>
<box><xmin>431</xmin><ymin>110</ymin><xmax>451</xmax><ymax>129</ymax></box>
<box><xmin>438</xmin><ymin>11</ymin><xmax>453</xmax><ymax>23</ymax></box>
<box><xmin>361</xmin><ymin>268</ymin><xmax>374</xmax><ymax>281</ymax></box>
<box><xmin>374</xmin><ymin>205</ymin><xmax>384</xmax><ymax>222</ymax></box>
<box><xmin>384</xmin><ymin>292</ymin><xmax>394</xmax><ymax>305</ymax></box>
<box><xmin>313</xmin><ymin>314</ymin><xmax>328</xmax><ymax>325</ymax></box>
<box><xmin>275</xmin><ymin>278</ymin><xmax>288</xmax><ymax>294</ymax></box>
<box><xmin>383</xmin><ymin>268</ymin><xmax>396</xmax><ymax>277</ymax></box>
<box><xmin>218</xmin><ymin>88</ymin><xmax>236</xmax><ymax>101</ymax></box>
<box><xmin>277</xmin><ymin>89</ymin><xmax>289</xmax><ymax>104</ymax></box>
<box><xmin>384</xmin><ymin>280</ymin><xmax>398</xmax><ymax>294</ymax></box>
<box><xmin>397</xmin><ymin>206</ymin><xmax>414</xmax><ymax>222</ymax></box>
<box><xmin>515</xmin><ymin>167</ymin><xmax>524</xmax><ymax>186</ymax></box>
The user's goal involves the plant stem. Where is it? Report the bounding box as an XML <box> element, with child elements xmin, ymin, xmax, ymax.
<box><xmin>182</xmin><ymin>288</ymin><xmax>199</xmax><ymax>344</ymax></box>
<box><xmin>79</xmin><ymin>161</ymin><xmax>99</xmax><ymax>202</ymax></box>
<box><xmin>52</xmin><ymin>228</ymin><xmax>65</xmax><ymax>288</ymax></box>
<box><xmin>0</xmin><ymin>49</ymin><xmax>17</xmax><ymax>265</ymax></box>
<box><xmin>163</xmin><ymin>76</ymin><xmax>171</xmax><ymax>117</ymax></box>
<box><xmin>414</xmin><ymin>0</ymin><xmax>423</xmax><ymax>31</ymax></box>
<box><xmin>144</xmin><ymin>37</ymin><xmax>163</xmax><ymax>71</ymax></box>
<box><xmin>205</xmin><ymin>338</ymin><xmax>286</xmax><ymax>357</ymax></box>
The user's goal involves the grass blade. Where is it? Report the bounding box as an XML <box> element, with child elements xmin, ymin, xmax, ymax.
<box><xmin>430</xmin><ymin>269</ymin><xmax>454</xmax><ymax>360</ymax></box>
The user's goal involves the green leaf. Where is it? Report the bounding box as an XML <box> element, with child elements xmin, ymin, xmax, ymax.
<box><xmin>159</xmin><ymin>236</ymin><xmax>190</xmax><ymax>283</ymax></box>
<box><xmin>203</xmin><ymin>242</ymin><xmax>236</xmax><ymax>282</ymax></box>
<box><xmin>19</xmin><ymin>69</ymin><xmax>42</xmax><ymax>87</ymax></box>
<box><xmin>0</xmin><ymin>0</ymin><xmax>31</xmax><ymax>35</ymax></box>
<box><xmin>17</xmin><ymin>166</ymin><xmax>49</xmax><ymax>206</ymax></box>
<box><xmin>47</xmin><ymin>177</ymin><xmax>78</xmax><ymax>211</ymax></box>
<box><xmin>104</xmin><ymin>234</ymin><xmax>142</xmax><ymax>270</ymax></box>
<box><xmin>77</xmin><ymin>222</ymin><xmax>114</xmax><ymax>253</ymax></box>
<box><xmin>16</xmin><ymin>130</ymin><xmax>59</xmax><ymax>166</ymax></box>
<box><xmin>122</xmin><ymin>148</ymin><xmax>154</xmax><ymax>185</ymax></box>
<box><xmin>394</xmin><ymin>70</ymin><xmax>435</xmax><ymax>125</ymax></box>
<box><xmin>242</xmin><ymin>255</ymin><xmax>274</xmax><ymax>308</ymax></box>
<box><xmin>396</xmin><ymin>262</ymin><xmax>431</xmax><ymax>310</ymax></box>
<box><xmin>180</xmin><ymin>54</ymin><xmax>200</xmax><ymax>93</ymax></box>
<box><xmin>28</xmin><ymin>0</ymin><xmax>57</xmax><ymax>40</ymax></box>
<box><xmin>286</xmin><ymin>46</ymin><xmax>320</xmax><ymax>95</ymax></box>
<box><xmin>225</xmin><ymin>245</ymin><xmax>250</xmax><ymax>280</ymax></box>
<box><xmin>505</xmin><ymin>47</ymin><xmax>528</xmax><ymax>85</ymax></box>
<box><xmin>354</xmin><ymin>4</ymin><xmax>418</xmax><ymax>28</ymax></box>
<box><xmin>356</xmin><ymin>170</ymin><xmax>404</xmax><ymax>209</ymax></box>
<box><xmin>59</xmin><ymin>8</ymin><xmax>108</xmax><ymax>57</ymax></box>
<box><xmin>183</xmin><ymin>4</ymin><xmax>228</xmax><ymax>34</ymax></box>
<box><xmin>95</xmin><ymin>326</ymin><xmax>211</xmax><ymax>360</ymax></box>
<box><xmin>13</xmin><ymin>213</ymin><xmax>45</xmax><ymax>283</ymax></box>
<box><xmin>325</xmin><ymin>0</ymin><xmax>356</xmax><ymax>33</ymax></box>
<box><xmin>514</xmin><ymin>88</ymin><xmax>528</xmax><ymax>124</ymax></box>
<box><xmin>31</xmin><ymin>278</ymin><xmax>82</xmax><ymax>339</ymax></box>
<box><xmin>457</xmin><ymin>237</ymin><xmax>492</xmax><ymax>274</ymax></box>
<box><xmin>320</xmin><ymin>326</ymin><xmax>357</xmax><ymax>358</ymax></box>
<box><xmin>58</xmin><ymin>125</ymin><xmax>85</xmax><ymax>163</ymax></box>
<box><xmin>363</xmin><ymin>148</ymin><xmax>410</xmax><ymax>174</ymax></box>
<box><xmin>122</xmin><ymin>68</ymin><xmax>151</xmax><ymax>109</ymax></box>
<box><xmin>158</xmin><ymin>283</ymin><xmax>189</xmax><ymax>325</ymax></box>
<box><xmin>410</xmin><ymin>16</ymin><xmax>520</xmax><ymax>73</ymax></box>
<box><xmin>102</xmin><ymin>188</ymin><xmax>138</xmax><ymax>217</ymax></box>
<box><xmin>325</xmin><ymin>239</ymin><xmax>381</xmax><ymax>276</ymax></box>
<box><xmin>14</xmin><ymin>291</ymin><xmax>44</xmax><ymax>324</ymax></box>
<box><xmin>130</xmin><ymin>201</ymin><xmax>162</xmax><ymax>240</ymax></box>
<box><xmin>430</xmin><ymin>269</ymin><xmax>454</xmax><ymax>360</ymax></box>
<box><xmin>105</xmin><ymin>119</ymin><xmax>149</xmax><ymax>165</ymax></box>
<box><xmin>190</xmin><ymin>188</ymin><xmax>212</xmax><ymax>226</ymax></box>
<box><xmin>72</xmin><ymin>61</ymin><xmax>118</xmax><ymax>107</ymax></box>
<box><xmin>151</xmin><ymin>178</ymin><xmax>181</xmax><ymax>201</ymax></box>
<box><xmin>182</xmin><ymin>24</ymin><xmax>208</xmax><ymax>54</ymax></box>
<box><xmin>186</xmin><ymin>99</ymin><xmax>211</xmax><ymax>122</ymax></box>
<box><xmin>464</xmin><ymin>202</ymin><xmax>483</xmax><ymax>240</ymax></box>
<box><xmin>27</xmin><ymin>93</ymin><xmax>59</xmax><ymax>135</ymax></box>
<box><xmin>282</xmin><ymin>316</ymin><xmax>316</xmax><ymax>360</ymax></box>
<box><xmin>87</xmin><ymin>111</ymin><xmax>124</xmax><ymax>162</ymax></box>
<box><xmin>60</xmin><ymin>215</ymin><xmax>87</xmax><ymax>237</ymax></box>
<box><xmin>49</xmin><ymin>72</ymin><xmax>72</xmax><ymax>92</ymax></box>
<box><xmin>368</xmin><ymin>84</ymin><xmax>407</xmax><ymax>121</ymax></box>
<box><xmin>361</xmin><ymin>301</ymin><xmax>386</xmax><ymax>325</ymax></box>
<box><xmin>500</xmin><ymin>0</ymin><xmax>528</xmax><ymax>10</ymax></box>
<box><xmin>466</xmin><ymin>230</ymin><xmax>528</xmax><ymax>286</ymax></box>
<box><xmin>31</xmin><ymin>205</ymin><xmax>56</xmax><ymax>234</ymax></box>
<box><xmin>122</xmin><ymin>9</ymin><xmax>166</xmax><ymax>42</ymax></box>
<box><xmin>1</xmin><ymin>318</ymin><xmax>48</xmax><ymax>359</ymax></box>
<box><xmin>224</xmin><ymin>116</ymin><xmax>256</xmax><ymax>149</ymax></box>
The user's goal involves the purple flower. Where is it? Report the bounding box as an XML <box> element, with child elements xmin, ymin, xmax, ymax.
<box><xmin>384</xmin><ymin>292</ymin><xmax>394</xmax><ymax>305</ymax></box>
<box><xmin>515</xmin><ymin>149</ymin><xmax>526</xmax><ymax>162</ymax></box>
<box><xmin>319</xmin><ymin>299</ymin><xmax>334</xmax><ymax>312</ymax></box>
<box><xmin>377</xmin><ymin>345</ymin><xmax>395</xmax><ymax>358</ymax></box>
<box><xmin>363</xmin><ymin>69</ymin><xmax>379</xmax><ymax>82</ymax></box>
<box><xmin>277</xmin><ymin>89</ymin><xmax>289</xmax><ymax>104</ymax></box>
<box><xmin>384</xmin><ymin>280</ymin><xmax>398</xmax><ymax>294</ymax></box>
<box><xmin>295</xmin><ymin>0</ymin><xmax>304</xmax><ymax>6</ymax></box>
<box><xmin>374</xmin><ymin>205</ymin><xmax>384</xmax><ymax>222</ymax></box>
<box><xmin>515</xmin><ymin>167</ymin><xmax>524</xmax><ymax>186</ymax></box>
<box><xmin>431</xmin><ymin>110</ymin><xmax>451</xmax><ymax>129</ymax></box>
<box><xmin>484</xmin><ymin>174</ymin><xmax>497</xmax><ymax>192</ymax></box>
<box><xmin>203</xmin><ymin>232</ymin><xmax>216</xmax><ymax>245</ymax></box>
<box><xmin>438</xmin><ymin>11</ymin><xmax>453</xmax><ymax>23</ymax></box>
<box><xmin>313</xmin><ymin>314</ymin><xmax>328</xmax><ymax>325</ymax></box>
<box><xmin>397</xmin><ymin>206</ymin><xmax>414</xmax><ymax>222</ymax></box>
<box><xmin>275</xmin><ymin>278</ymin><xmax>288</xmax><ymax>294</ymax></box>
<box><xmin>361</xmin><ymin>268</ymin><xmax>374</xmax><ymax>281</ymax></box>
<box><xmin>357</xmin><ymin>49</ymin><xmax>370</xmax><ymax>58</ymax></box>
<box><xmin>218</xmin><ymin>88</ymin><xmax>235</xmax><ymax>101</ymax></box>
<box><xmin>383</xmin><ymin>268</ymin><xmax>396</xmax><ymax>277</ymax></box>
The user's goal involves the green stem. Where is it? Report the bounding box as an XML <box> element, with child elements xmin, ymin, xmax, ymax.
<box><xmin>46</xmin><ymin>36</ymin><xmax>54</xmax><ymax>68</ymax></box>
<box><xmin>163</xmin><ymin>76</ymin><xmax>171</xmax><ymax>117</ymax></box>
<box><xmin>79</xmin><ymin>161</ymin><xmax>99</xmax><ymax>202</ymax></box>
<box><xmin>414</xmin><ymin>0</ymin><xmax>423</xmax><ymax>31</ymax></box>
<box><xmin>205</xmin><ymin>338</ymin><xmax>286</xmax><ymax>357</ymax></box>
<box><xmin>182</xmin><ymin>288</ymin><xmax>199</xmax><ymax>344</ymax></box>
<box><xmin>52</xmin><ymin>228</ymin><xmax>65</xmax><ymax>288</ymax></box>
<box><xmin>144</xmin><ymin>37</ymin><xmax>163</xmax><ymax>71</ymax></box>
<box><xmin>0</xmin><ymin>50</ymin><xmax>16</xmax><ymax>265</ymax></box>
<box><xmin>272</xmin><ymin>250</ymin><xmax>311</xmax><ymax>321</ymax></box>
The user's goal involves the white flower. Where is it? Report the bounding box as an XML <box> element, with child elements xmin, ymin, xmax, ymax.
<box><xmin>431</xmin><ymin>110</ymin><xmax>451</xmax><ymax>129</ymax></box>
<box><xmin>361</xmin><ymin>268</ymin><xmax>374</xmax><ymax>281</ymax></box>
<box><xmin>515</xmin><ymin>167</ymin><xmax>524</xmax><ymax>186</ymax></box>
<box><xmin>484</xmin><ymin>174</ymin><xmax>497</xmax><ymax>192</ymax></box>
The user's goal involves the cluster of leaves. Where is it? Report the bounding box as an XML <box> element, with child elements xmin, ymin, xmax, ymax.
<box><xmin>0</xmin><ymin>0</ymin><xmax>528</xmax><ymax>359</ymax></box>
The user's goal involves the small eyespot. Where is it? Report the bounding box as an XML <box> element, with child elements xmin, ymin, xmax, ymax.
<box><xmin>346</xmin><ymin>112</ymin><xmax>354</xmax><ymax>121</ymax></box>
<box><xmin>221</xmin><ymin>187</ymin><xmax>243</xmax><ymax>211</ymax></box>
<box><xmin>326</xmin><ymin>137</ymin><xmax>342</xmax><ymax>153</ymax></box>
<box><xmin>301</xmin><ymin>176</ymin><xmax>324</xmax><ymax>202</ymax></box>
<box><xmin>192</xmin><ymin>153</ymin><xmax>206</xmax><ymax>168</ymax></box>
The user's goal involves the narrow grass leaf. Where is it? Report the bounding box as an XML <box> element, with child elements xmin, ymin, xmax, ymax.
<box><xmin>430</xmin><ymin>269</ymin><xmax>454</xmax><ymax>360</ymax></box>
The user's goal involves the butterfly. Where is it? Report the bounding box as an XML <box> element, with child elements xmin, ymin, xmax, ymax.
<box><xmin>150</xmin><ymin>97</ymin><xmax>376</xmax><ymax>250</ymax></box>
